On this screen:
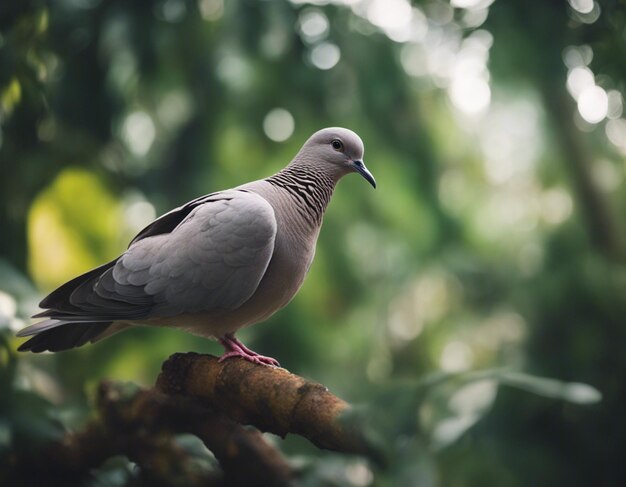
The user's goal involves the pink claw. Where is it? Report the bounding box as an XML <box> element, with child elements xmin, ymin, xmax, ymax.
<box><xmin>218</xmin><ymin>334</ymin><xmax>280</xmax><ymax>367</ymax></box>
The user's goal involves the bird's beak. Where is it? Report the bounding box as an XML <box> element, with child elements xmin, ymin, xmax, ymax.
<box><xmin>352</xmin><ymin>160</ymin><xmax>376</xmax><ymax>188</ymax></box>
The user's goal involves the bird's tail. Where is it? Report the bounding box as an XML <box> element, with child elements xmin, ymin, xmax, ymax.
<box><xmin>17</xmin><ymin>320</ymin><xmax>112</xmax><ymax>353</ymax></box>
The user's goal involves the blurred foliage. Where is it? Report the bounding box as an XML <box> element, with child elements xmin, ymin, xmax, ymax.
<box><xmin>1</xmin><ymin>0</ymin><xmax>625</xmax><ymax>485</ymax></box>
<box><xmin>28</xmin><ymin>168</ymin><xmax>124</xmax><ymax>289</ymax></box>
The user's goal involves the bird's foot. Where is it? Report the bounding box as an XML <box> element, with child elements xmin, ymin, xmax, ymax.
<box><xmin>218</xmin><ymin>334</ymin><xmax>280</xmax><ymax>367</ymax></box>
<box><xmin>218</xmin><ymin>350</ymin><xmax>280</xmax><ymax>367</ymax></box>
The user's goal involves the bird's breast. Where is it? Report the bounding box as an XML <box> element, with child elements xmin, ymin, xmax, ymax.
<box><xmin>254</xmin><ymin>232</ymin><xmax>315</xmax><ymax>309</ymax></box>
<box><xmin>200</xmin><ymin>181</ymin><xmax>322</xmax><ymax>333</ymax></box>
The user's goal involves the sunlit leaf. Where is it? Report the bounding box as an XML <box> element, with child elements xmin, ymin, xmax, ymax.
<box><xmin>27</xmin><ymin>168</ymin><xmax>123</xmax><ymax>291</ymax></box>
<box><xmin>0</xmin><ymin>78</ymin><xmax>21</xmax><ymax>115</ymax></box>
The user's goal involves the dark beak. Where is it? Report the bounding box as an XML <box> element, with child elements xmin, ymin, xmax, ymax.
<box><xmin>352</xmin><ymin>160</ymin><xmax>376</xmax><ymax>188</ymax></box>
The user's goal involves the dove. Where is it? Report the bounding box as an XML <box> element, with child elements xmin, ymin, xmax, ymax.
<box><xmin>17</xmin><ymin>127</ymin><xmax>376</xmax><ymax>366</ymax></box>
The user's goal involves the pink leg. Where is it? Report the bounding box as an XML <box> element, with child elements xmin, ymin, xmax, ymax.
<box><xmin>218</xmin><ymin>334</ymin><xmax>280</xmax><ymax>367</ymax></box>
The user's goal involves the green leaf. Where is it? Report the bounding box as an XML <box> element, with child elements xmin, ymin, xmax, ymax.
<box><xmin>495</xmin><ymin>371</ymin><xmax>602</xmax><ymax>404</ymax></box>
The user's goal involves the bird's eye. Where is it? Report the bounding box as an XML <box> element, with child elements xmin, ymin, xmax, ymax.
<box><xmin>331</xmin><ymin>139</ymin><xmax>343</xmax><ymax>151</ymax></box>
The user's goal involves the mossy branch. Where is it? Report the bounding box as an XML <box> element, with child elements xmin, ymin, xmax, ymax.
<box><xmin>14</xmin><ymin>353</ymin><xmax>382</xmax><ymax>485</ymax></box>
<box><xmin>156</xmin><ymin>352</ymin><xmax>379</xmax><ymax>459</ymax></box>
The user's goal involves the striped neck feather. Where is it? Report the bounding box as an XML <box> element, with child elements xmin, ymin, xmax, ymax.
<box><xmin>265</xmin><ymin>163</ymin><xmax>336</xmax><ymax>226</ymax></box>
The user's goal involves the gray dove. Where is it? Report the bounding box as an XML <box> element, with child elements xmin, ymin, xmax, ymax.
<box><xmin>17</xmin><ymin>127</ymin><xmax>375</xmax><ymax>366</ymax></box>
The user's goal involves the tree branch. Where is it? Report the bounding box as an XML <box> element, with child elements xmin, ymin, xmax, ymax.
<box><xmin>13</xmin><ymin>353</ymin><xmax>383</xmax><ymax>485</ymax></box>
<box><xmin>156</xmin><ymin>353</ymin><xmax>382</xmax><ymax>462</ymax></box>
<box><xmin>96</xmin><ymin>380</ymin><xmax>294</xmax><ymax>486</ymax></box>
<box><xmin>23</xmin><ymin>381</ymin><xmax>293</xmax><ymax>487</ymax></box>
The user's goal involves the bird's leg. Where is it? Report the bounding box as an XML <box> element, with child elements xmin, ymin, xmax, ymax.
<box><xmin>218</xmin><ymin>334</ymin><xmax>280</xmax><ymax>367</ymax></box>
<box><xmin>227</xmin><ymin>335</ymin><xmax>265</xmax><ymax>356</ymax></box>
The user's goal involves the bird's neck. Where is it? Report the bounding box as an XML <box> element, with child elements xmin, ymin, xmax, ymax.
<box><xmin>265</xmin><ymin>160</ymin><xmax>338</xmax><ymax>227</ymax></box>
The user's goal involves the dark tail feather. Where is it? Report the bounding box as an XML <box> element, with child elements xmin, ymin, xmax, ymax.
<box><xmin>39</xmin><ymin>259</ymin><xmax>118</xmax><ymax>313</ymax></box>
<box><xmin>17</xmin><ymin>322</ymin><xmax>112</xmax><ymax>353</ymax></box>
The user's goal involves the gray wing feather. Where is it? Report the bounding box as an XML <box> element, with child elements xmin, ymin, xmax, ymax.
<box><xmin>34</xmin><ymin>192</ymin><xmax>222</xmax><ymax>318</ymax></box>
<box><xmin>66</xmin><ymin>190</ymin><xmax>277</xmax><ymax>319</ymax></box>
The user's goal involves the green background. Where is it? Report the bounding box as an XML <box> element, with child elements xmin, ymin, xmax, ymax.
<box><xmin>1</xmin><ymin>0</ymin><xmax>625</xmax><ymax>485</ymax></box>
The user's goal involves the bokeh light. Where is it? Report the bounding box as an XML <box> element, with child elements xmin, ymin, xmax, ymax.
<box><xmin>198</xmin><ymin>0</ymin><xmax>223</xmax><ymax>21</ymax></box>
<box><xmin>310</xmin><ymin>42</ymin><xmax>341</xmax><ymax>70</ymax></box>
<box><xmin>605</xmin><ymin>118</ymin><xmax>626</xmax><ymax>155</ymax></box>
<box><xmin>568</xmin><ymin>0</ymin><xmax>594</xmax><ymax>14</ymax></box>
<box><xmin>298</xmin><ymin>9</ymin><xmax>329</xmax><ymax>43</ymax></box>
<box><xmin>567</xmin><ymin>66</ymin><xmax>595</xmax><ymax>99</ymax></box>
<box><xmin>366</xmin><ymin>0</ymin><xmax>412</xmax><ymax>31</ymax></box>
<box><xmin>449</xmin><ymin>77</ymin><xmax>491</xmax><ymax>115</ymax></box>
<box><xmin>606</xmin><ymin>90</ymin><xmax>623</xmax><ymax>119</ymax></box>
<box><xmin>263</xmin><ymin>108</ymin><xmax>295</xmax><ymax>142</ymax></box>
<box><xmin>122</xmin><ymin>111</ymin><xmax>156</xmax><ymax>157</ymax></box>
<box><xmin>451</xmin><ymin>0</ymin><xmax>495</xmax><ymax>9</ymax></box>
<box><xmin>577</xmin><ymin>85</ymin><xmax>608</xmax><ymax>124</ymax></box>
<box><xmin>440</xmin><ymin>341</ymin><xmax>474</xmax><ymax>372</ymax></box>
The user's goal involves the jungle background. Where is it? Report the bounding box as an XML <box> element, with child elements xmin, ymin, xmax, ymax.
<box><xmin>1</xmin><ymin>0</ymin><xmax>626</xmax><ymax>485</ymax></box>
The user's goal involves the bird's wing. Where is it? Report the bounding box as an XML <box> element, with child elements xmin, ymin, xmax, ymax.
<box><xmin>36</xmin><ymin>189</ymin><xmax>277</xmax><ymax>321</ymax></box>
<box><xmin>36</xmin><ymin>192</ymin><xmax>221</xmax><ymax>316</ymax></box>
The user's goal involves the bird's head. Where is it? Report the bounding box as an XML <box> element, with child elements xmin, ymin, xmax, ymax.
<box><xmin>298</xmin><ymin>127</ymin><xmax>376</xmax><ymax>188</ymax></box>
